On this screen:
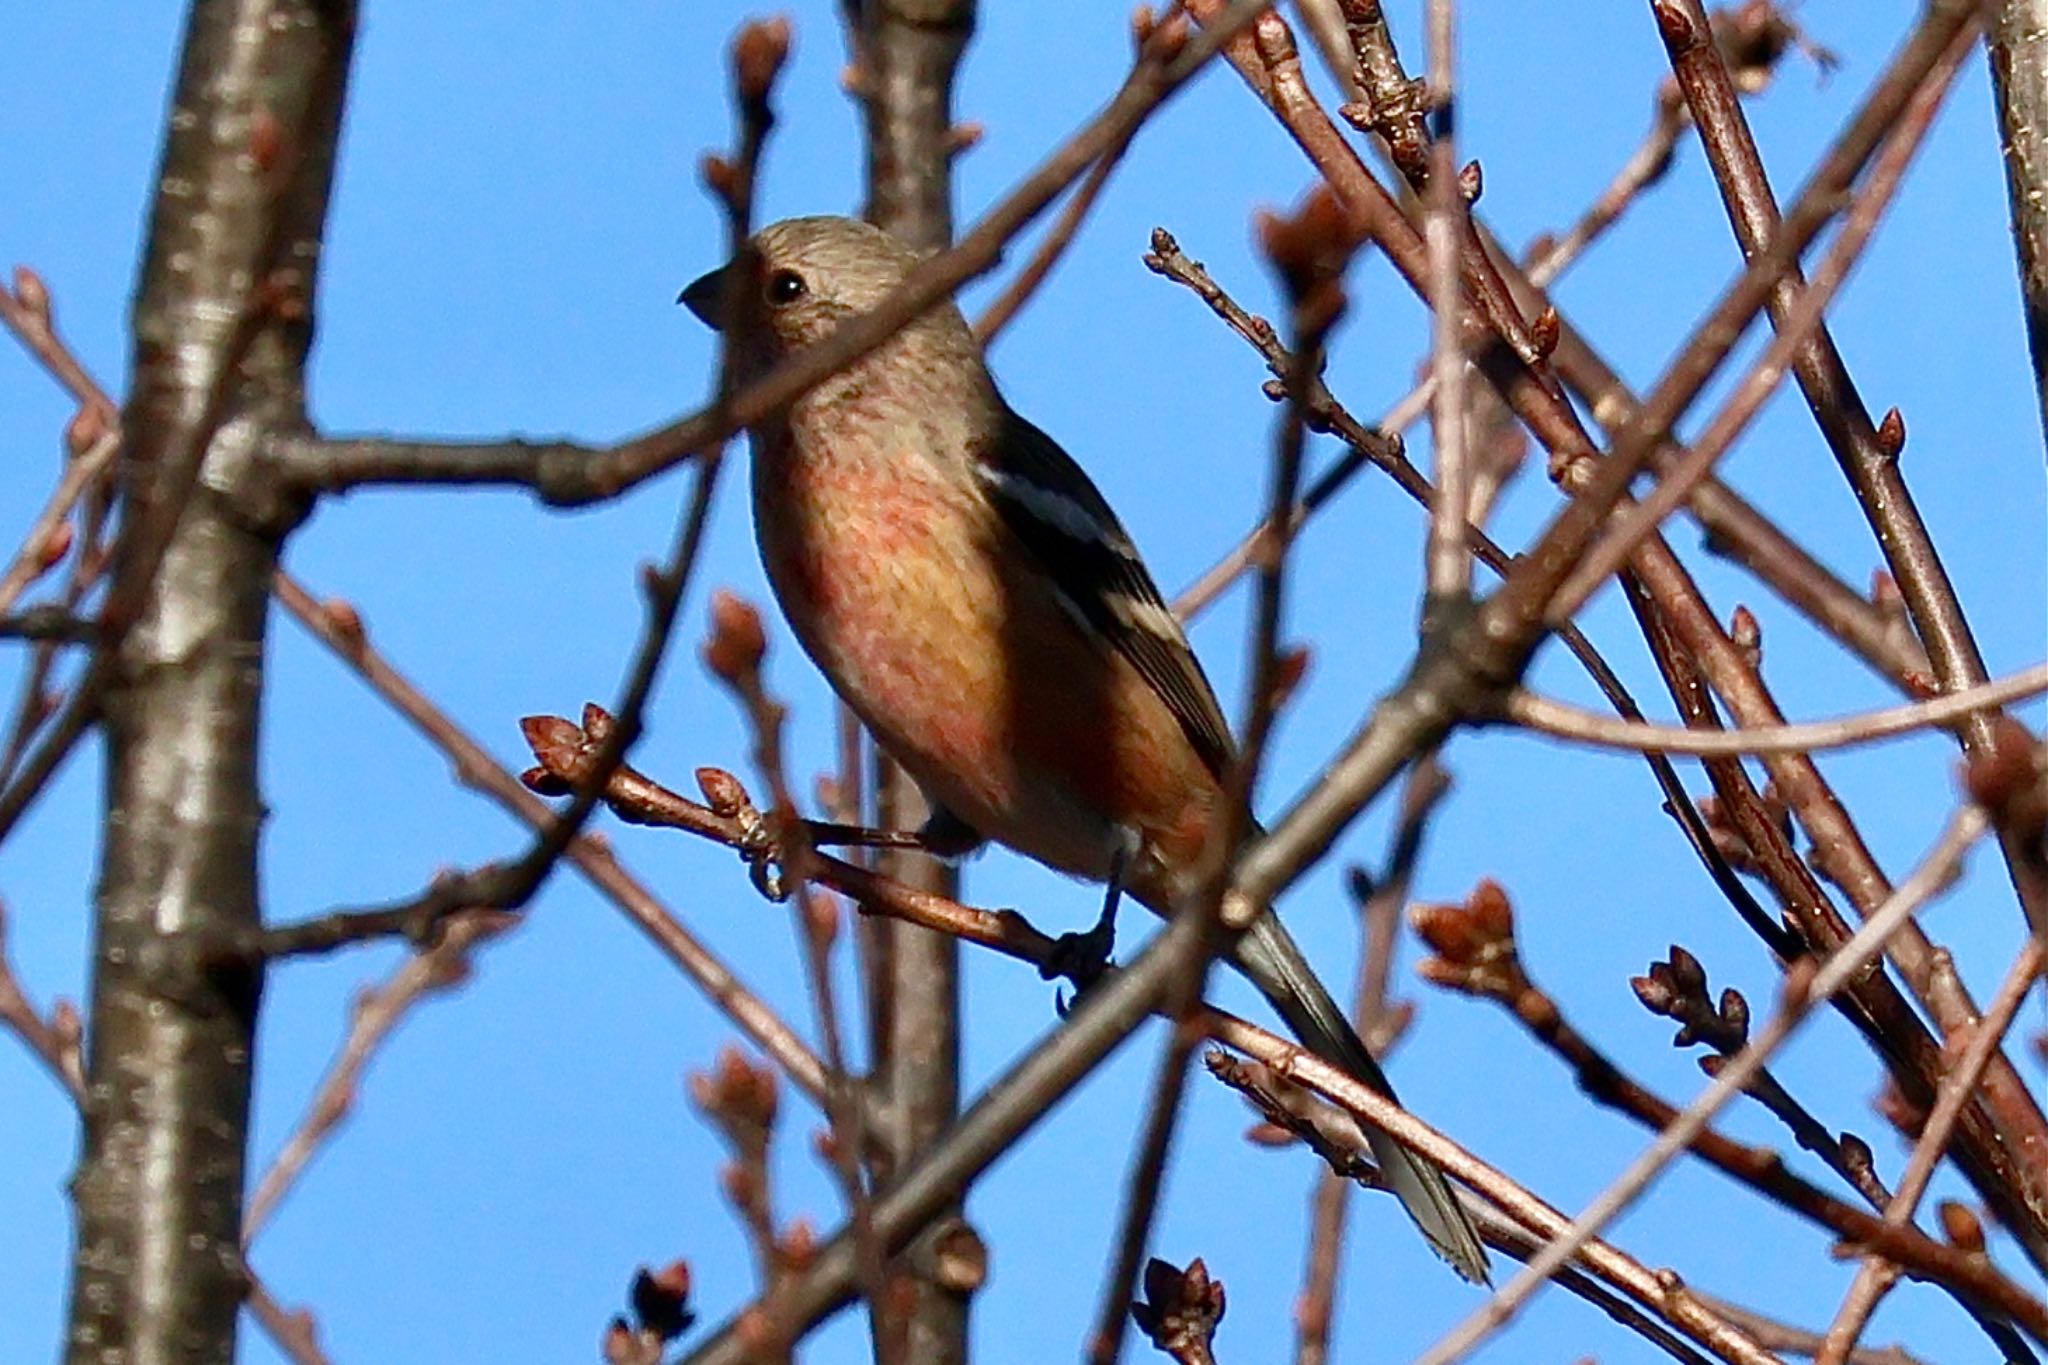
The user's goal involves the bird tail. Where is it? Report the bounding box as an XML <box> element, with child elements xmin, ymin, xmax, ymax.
<box><xmin>1232</xmin><ymin>910</ymin><xmax>1491</xmax><ymax>1284</ymax></box>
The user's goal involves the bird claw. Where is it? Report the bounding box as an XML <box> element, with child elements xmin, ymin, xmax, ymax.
<box><xmin>1042</xmin><ymin>883</ymin><xmax>1122</xmax><ymax>1013</ymax></box>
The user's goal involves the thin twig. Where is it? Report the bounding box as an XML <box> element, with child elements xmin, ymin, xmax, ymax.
<box><xmin>244</xmin><ymin>911</ymin><xmax>513</xmax><ymax>1240</ymax></box>
<box><xmin>699</xmin><ymin>590</ymin><xmax>894</xmax><ymax>1351</ymax></box>
<box><xmin>1550</xmin><ymin>22</ymin><xmax>1961</xmax><ymax>617</ymax></box>
<box><xmin>0</xmin><ymin>432</ymin><xmax>118</xmax><ymax>620</ymax></box>
<box><xmin>264</xmin><ymin>0</ymin><xmax>1286</xmax><ymax>505</ymax></box>
<box><xmin>560</xmin><ymin>741</ymin><xmax>2048</xmax><ymax>1342</ymax></box>
<box><xmin>1420</xmin><ymin>0</ymin><xmax>1472</xmax><ymax>608</ymax></box>
<box><xmin>1292</xmin><ymin>761</ymin><xmax>1445</xmax><ymax>1365</ymax></box>
<box><xmin>245</xmin><ymin>1273</ymin><xmax>333</xmax><ymax>1365</ymax></box>
<box><xmin>0</xmin><ymin>898</ymin><xmax>84</xmax><ymax>1102</ymax></box>
<box><xmin>1814</xmin><ymin>940</ymin><xmax>2048</xmax><ymax>1365</ymax></box>
<box><xmin>1416</xmin><ymin>802</ymin><xmax>1998</xmax><ymax>1365</ymax></box>
<box><xmin>274</xmin><ymin>577</ymin><xmax>837</xmax><ymax>1109</ymax></box>
<box><xmin>1410</xmin><ymin>880</ymin><xmax>2026</xmax><ymax>1357</ymax></box>
<box><xmin>1506</xmin><ymin>661</ymin><xmax>2048</xmax><ymax>756</ymax></box>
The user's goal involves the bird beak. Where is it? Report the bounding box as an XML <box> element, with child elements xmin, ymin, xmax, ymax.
<box><xmin>678</xmin><ymin>264</ymin><xmax>729</xmax><ymax>331</ymax></box>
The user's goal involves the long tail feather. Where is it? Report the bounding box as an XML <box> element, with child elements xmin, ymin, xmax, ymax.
<box><xmin>1233</xmin><ymin>911</ymin><xmax>1490</xmax><ymax>1283</ymax></box>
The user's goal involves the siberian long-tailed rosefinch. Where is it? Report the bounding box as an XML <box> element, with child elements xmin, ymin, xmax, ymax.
<box><xmin>681</xmin><ymin>214</ymin><xmax>1488</xmax><ymax>1283</ymax></box>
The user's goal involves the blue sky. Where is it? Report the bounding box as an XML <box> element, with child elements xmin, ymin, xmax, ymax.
<box><xmin>2</xmin><ymin>3</ymin><xmax>2044</xmax><ymax>1361</ymax></box>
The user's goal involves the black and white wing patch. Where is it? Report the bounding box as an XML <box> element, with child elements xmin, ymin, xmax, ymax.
<box><xmin>976</xmin><ymin>407</ymin><xmax>1237</xmax><ymax>780</ymax></box>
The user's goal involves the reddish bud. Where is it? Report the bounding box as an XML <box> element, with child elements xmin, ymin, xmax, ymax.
<box><xmin>52</xmin><ymin>999</ymin><xmax>81</xmax><ymax>1046</ymax></box>
<box><xmin>1468</xmin><ymin>878</ymin><xmax>1514</xmax><ymax>940</ymax></box>
<box><xmin>700</xmin><ymin>154</ymin><xmax>739</xmax><ymax>202</ymax></box>
<box><xmin>1457</xmin><ymin>159</ymin><xmax>1483</xmax><ymax>204</ymax></box>
<box><xmin>1961</xmin><ymin>715</ymin><xmax>2043</xmax><ymax>829</ymax></box>
<box><xmin>1410</xmin><ymin>900</ymin><xmax>1483</xmax><ymax>962</ymax></box>
<box><xmin>1654</xmin><ymin>0</ymin><xmax>1698</xmax><ymax>48</ymax></box>
<box><xmin>1873</xmin><ymin>1074</ymin><xmax>1929</xmax><ymax>1137</ymax></box>
<box><xmin>600</xmin><ymin>1321</ymin><xmax>641</xmax><ymax>1365</ymax></box>
<box><xmin>1729</xmin><ymin>605</ymin><xmax>1761</xmax><ymax>667</ymax></box>
<box><xmin>802</xmin><ymin>888</ymin><xmax>841</xmax><ymax>950</ymax></box>
<box><xmin>715</xmin><ymin>1044</ymin><xmax>779</xmax><ymax>1127</ymax></box>
<box><xmin>1257</xmin><ymin>186</ymin><xmax>1364</xmax><ymax>302</ymax></box>
<box><xmin>64</xmin><ymin>405</ymin><xmax>106</xmax><ymax>457</ymax></box>
<box><xmin>35</xmin><ymin>520</ymin><xmax>73</xmax><ymax>574</ymax></box>
<box><xmin>520</xmin><ymin>714</ymin><xmax>585</xmax><ymax>772</ymax></box>
<box><xmin>632</xmin><ymin>1261</ymin><xmax>693</xmax><ymax>1339</ymax></box>
<box><xmin>320</xmin><ymin>597</ymin><xmax>366</xmax><ymax>654</ymax></box>
<box><xmin>732</xmin><ymin>17</ymin><xmax>793</xmax><ymax>102</ymax></box>
<box><xmin>1133</xmin><ymin>1257</ymin><xmax>1227</xmax><ymax>1356</ymax></box>
<box><xmin>719</xmin><ymin>1161</ymin><xmax>762</xmax><ymax>1212</ymax></box>
<box><xmin>1270</xmin><ymin>645</ymin><xmax>1312</xmax><ymax>709</ymax></box>
<box><xmin>1875</xmin><ymin>406</ymin><xmax>1905</xmax><ymax>461</ymax></box>
<box><xmin>248</xmin><ymin>107</ymin><xmax>284</xmax><ymax>171</ymax></box>
<box><xmin>696</xmin><ymin>766</ymin><xmax>749</xmax><ymax>818</ymax></box>
<box><xmin>704</xmin><ymin>589</ymin><xmax>768</xmax><ymax>686</ymax></box>
<box><xmin>11</xmin><ymin>266</ymin><xmax>50</xmax><ymax>325</ymax></box>
<box><xmin>1939</xmin><ymin>1200</ymin><xmax>1985</xmax><ymax>1253</ymax></box>
<box><xmin>779</xmin><ymin>1219</ymin><xmax>818</xmax><ymax>1270</ymax></box>
<box><xmin>1245</xmin><ymin>1120</ymin><xmax>1298</xmax><ymax>1148</ymax></box>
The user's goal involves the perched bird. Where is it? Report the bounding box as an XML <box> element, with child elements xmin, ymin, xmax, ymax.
<box><xmin>680</xmin><ymin>214</ymin><xmax>1488</xmax><ymax>1283</ymax></box>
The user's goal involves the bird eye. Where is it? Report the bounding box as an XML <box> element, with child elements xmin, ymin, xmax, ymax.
<box><xmin>765</xmin><ymin>269</ymin><xmax>807</xmax><ymax>306</ymax></box>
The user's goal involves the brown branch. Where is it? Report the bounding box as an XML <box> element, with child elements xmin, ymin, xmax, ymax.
<box><xmin>0</xmin><ymin>431</ymin><xmax>117</xmax><ymax>621</ymax></box>
<box><xmin>1307</xmin><ymin>1</ymin><xmax>1931</xmax><ymax>694</ymax></box>
<box><xmin>1990</xmin><ymin>0</ymin><xmax>2048</xmax><ymax>447</ymax></box>
<box><xmin>1550</xmin><ymin>33</ymin><xmax>1959</xmax><ymax>616</ymax></box>
<box><xmin>1695</xmin><ymin>1293</ymin><xmax>1930</xmax><ymax>1365</ymax></box>
<box><xmin>1083</xmin><ymin>195</ymin><xmax>1365</xmax><ymax>1365</ymax></box>
<box><xmin>679</xmin><ymin>899</ymin><xmax>1230</xmax><ymax>1365</ymax></box>
<box><xmin>1195</xmin><ymin>0</ymin><xmax>1961</xmax><ymax>916</ymax></box>
<box><xmin>845</xmin><ymin>0</ymin><xmax>978</xmax><ymax>1357</ymax></box>
<box><xmin>61</xmin><ymin>6</ymin><xmax>357</xmax><ymax>1360</ymax></box>
<box><xmin>1631</xmin><ymin>946</ymin><xmax>1895</xmax><ymax>1209</ymax></box>
<box><xmin>1144</xmin><ymin>230</ymin><xmax>1786</xmax><ymax>978</ymax></box>
<box><xmin>1655</xmin><ymin>1</ymin><xmax>2048</xmax><ymax>949</ymax></box>
<box><xmin>259</xmin><ymin>19</ymin><xmax>792</xmax><ymax>989</ymax></box>
<box><xmin>1183</xmin><ymin>5</ymin><xmax>2048</xmax><ymax>1273</ymax></box>
<box><xmin>1155</xmin><ymin>41</ymin><xmax>1869</xmax><ymax>677</ymax></box>
<box><xmin>1419</xmin><ymin>0</ymin><xmax>1473</xmax><ymax>607</ymax></box>
<box><xmin>1622</xmin><ymin>573</ymin><xmax>2048</xmax><ymax>1269</ymax></box>
<box><xmin>0</xmin><ymin>267</ymin><xmax>121</xmax><ymax>422</ymax></box>
<box><xmin>690</xmin><ymin>1046</ymin><xmax>810</xmax><ymax>1364</ymax></box>
<box><xmin>552</xmin><ymin>741</ymin><xmax>2048</xmax><ymax>1356</ymax></box>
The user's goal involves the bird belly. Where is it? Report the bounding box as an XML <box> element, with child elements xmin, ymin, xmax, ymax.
<box><xmin>754</xmin><ymin>457</ymin><xmax>1218</xmax><ymax>891</ymax></box>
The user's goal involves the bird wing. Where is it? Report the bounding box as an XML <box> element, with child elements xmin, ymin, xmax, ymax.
<box><xmin>976</xmin><ymin>407</ymin><xmax>1237</xmax><ymax>781</ymax></box>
